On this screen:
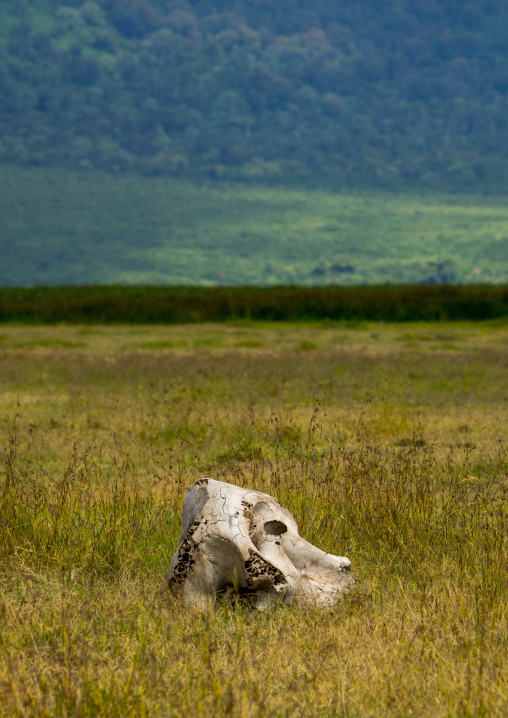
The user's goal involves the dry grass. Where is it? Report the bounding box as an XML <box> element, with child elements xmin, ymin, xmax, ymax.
<box><xmin>1</xmin><ymin>321</ymin><xmax>507</xmax><ymax>716</ymax></box>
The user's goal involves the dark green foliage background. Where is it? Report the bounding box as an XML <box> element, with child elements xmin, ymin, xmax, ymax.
<box><xmin>2</xmin><ymin>0</ymin><xmax>508</xmax><ymax>191</ymax></box>
<box><xmin>3</xmin><ymin>284</ymin><xmax>508</xmax><ymax>323</ymax></box>
<box><xmin>3</xmin><ymin>1</ymin><xmax>508</xmax><ymax>288</ymax></box>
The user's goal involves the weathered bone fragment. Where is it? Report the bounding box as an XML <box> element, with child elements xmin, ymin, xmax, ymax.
<box><xmin>168</xmin><ymin>479</ymin><xmax>354</xmax><ymax>608</ymax></box>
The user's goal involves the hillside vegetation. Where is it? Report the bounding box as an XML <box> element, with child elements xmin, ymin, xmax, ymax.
<box><xmin>1</xmin><ymin>0</ymin><xmax>508</xmax><ymax>191</ymax></box>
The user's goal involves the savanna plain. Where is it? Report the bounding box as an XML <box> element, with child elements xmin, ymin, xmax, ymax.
<box><xmin>1</xmin><ymin>320</ymin><xmax>507</xmax><ymax>717</ymax></box>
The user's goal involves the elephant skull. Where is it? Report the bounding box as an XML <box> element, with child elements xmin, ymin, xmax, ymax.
<box><xmin>168</xmin><ymin>479</ymin><xmax>354</xmax><ymax>608</ymax></box>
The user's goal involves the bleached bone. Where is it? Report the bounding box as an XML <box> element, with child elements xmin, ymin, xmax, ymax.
<box><xmin>168</xmin><ymin>479</ymin><xmax>354</xmax><ymax>608</ymax></box>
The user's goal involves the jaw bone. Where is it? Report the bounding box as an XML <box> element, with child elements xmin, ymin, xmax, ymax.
<box><xmin>168</xmin><ymin>479</ymin><xmax>354</xmax><ymax>609</ymax></box>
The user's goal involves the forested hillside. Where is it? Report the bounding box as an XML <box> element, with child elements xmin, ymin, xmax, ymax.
<box><xmin>2</xmin><ymin>0</ymin><xmax>508</xmax><ymax>191</ymax></box>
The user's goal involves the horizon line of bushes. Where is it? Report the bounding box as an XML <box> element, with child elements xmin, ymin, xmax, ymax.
<box><xmin>2</xmin><ymin>285</ymin><xmax>508</xmax><ymax>324</ymax></box>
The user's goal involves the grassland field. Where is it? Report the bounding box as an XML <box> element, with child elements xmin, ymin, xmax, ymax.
<box><xmin>1</xmin><ymin>320</ymin><xmax>507</xmax><ymax>716</ymax></box>
<box><xmin>2</xmin><ymin>166</ymin><xmax>508</xmax><ymax>287</ymax></box>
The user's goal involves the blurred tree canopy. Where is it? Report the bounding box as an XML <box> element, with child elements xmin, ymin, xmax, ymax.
<box><xmin>1</xmin><ymin>0</ymin><xmax>508</xmax><ymax>190</ymax></box>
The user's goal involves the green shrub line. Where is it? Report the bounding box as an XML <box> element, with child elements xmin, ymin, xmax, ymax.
<box><xmin>2</xmin><ymin>285</ymin><xmax>508</xmax><ymax>323</ymax></box>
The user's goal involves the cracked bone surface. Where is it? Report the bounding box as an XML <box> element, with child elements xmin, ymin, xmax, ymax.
<box><xmin>168</xmin><ymin>479</ymin><xmax>354</xmax><ymax>608</ymax></box>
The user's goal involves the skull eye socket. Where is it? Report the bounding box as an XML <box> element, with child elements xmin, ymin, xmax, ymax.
<box><xmin>264</xmin><ymin>520</ymin><xmax>287</xmax><ymax>536</ymax></box>
<box><xmin>254</xmin><ymin>501</ymin><xmax>270</xmax><ymax>514</ymax></box>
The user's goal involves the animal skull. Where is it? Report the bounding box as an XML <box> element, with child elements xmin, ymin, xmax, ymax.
<box><xmin>168</xmin><ymin>479</ymin><xmax>354</xmax><ymax>608</ymax></box>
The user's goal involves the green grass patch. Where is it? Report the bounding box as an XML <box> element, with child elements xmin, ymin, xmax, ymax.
<box><xmin>1</xmin><ymin>167</ymin><xmax>508</xmax><ymax>287</ymax></box>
